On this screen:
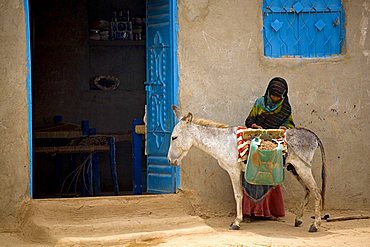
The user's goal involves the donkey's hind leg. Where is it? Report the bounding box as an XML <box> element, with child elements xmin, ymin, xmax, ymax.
<box><xmin>287</xmin><ymin>156</ymin><xmax>322</xmax><ymax>232</ymax></box>
<box><xmin>287</xmin><ymin>164</ymin><xmax>310</xmax><ymax>227</ymax></box>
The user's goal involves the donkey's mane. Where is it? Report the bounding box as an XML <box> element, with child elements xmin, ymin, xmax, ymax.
<box><xmin>192</xmin><ymin>117</ymin><xmax>229</xmax><ymax>128</ymax></box>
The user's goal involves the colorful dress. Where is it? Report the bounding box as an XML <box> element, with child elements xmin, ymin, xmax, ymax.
<box><xmin>243</xmin><ymin>77</ymin><xmax>294</xmax><ymax>218</ymax></box>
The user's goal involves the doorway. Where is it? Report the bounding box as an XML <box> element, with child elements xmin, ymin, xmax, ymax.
<box><xmin>28</xmin><ymin>0</ymin><xmax>178</xmax><ymax>198</ymax></box>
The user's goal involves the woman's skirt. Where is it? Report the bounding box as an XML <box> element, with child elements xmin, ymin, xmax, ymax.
<box><xmin>242</xmin><ymin>184</ymin><xmax>285</xmax><ymax>218</ymax></box>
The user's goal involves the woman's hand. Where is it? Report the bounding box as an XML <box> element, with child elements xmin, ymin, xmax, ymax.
<box><xmin>251</xmin><ymin>123</ymin><xmax>263</xmax><ymax>129</ymax></box>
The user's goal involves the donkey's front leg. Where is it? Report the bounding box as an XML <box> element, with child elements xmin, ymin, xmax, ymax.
<box><xmin>227</xmin><ymin>168</ymin><xmax>243</xmax><ymax>230</ymax></box>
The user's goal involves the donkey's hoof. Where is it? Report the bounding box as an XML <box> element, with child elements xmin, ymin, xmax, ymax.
<box><xmin>323</xmin><ymin>213</ymin><xmax>330</xmax><ymax>220</ymax></box>
<box><xmin>308</xmin><ymin>225</ymin><xmax>318</xmax><ymax>232</ymax></box>
<box><xmin>294</xmin><ymin>219</ymin><xmax>303</xmax><ymax>227</ymax></box>
<box><xmin>229</xmin><ymin>223</ymin><xmax>240</xmax><ymax>230</ymax></box>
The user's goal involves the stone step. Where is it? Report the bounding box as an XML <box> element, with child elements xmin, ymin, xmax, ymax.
<box><xmin>29</xmin><ymin>214</ymin><xmax>208</xmax><ymax>239</ymax></box>
<box><xmin>20</xmin><ymin>194</ymin><xmax>214</xmax><ymax>245</ymax></box>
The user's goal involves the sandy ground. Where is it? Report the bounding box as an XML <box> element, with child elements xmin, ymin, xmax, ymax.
<box><xmin>161</xmin><ymin>212</ymin><xmax>370</xmax><ymax>247</ymax></box>
<box><xmin>0</xmin><ymin>193</ymin><xmax>369</xmax><ymax>246</ymax></box>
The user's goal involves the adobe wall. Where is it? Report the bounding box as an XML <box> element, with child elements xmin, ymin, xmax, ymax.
<box><xmin>0</xmin><ymin>0</ymin><xmax>30</xmax><ymax>230</ymax></box>
<box><xmin>177</xmin><ymin>0</ymin><xmax>370</xmax><ymax>211</ymax></box>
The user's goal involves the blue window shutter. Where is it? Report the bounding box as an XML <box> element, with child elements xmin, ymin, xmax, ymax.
<box><xmin>262</xmin><ymin>0</ymin><xmax>345</xmax><ymax>58</ymax></box>
<box><xmin>300</xmin><ymin>12</ymin><xmax>342</xmax><ymax>57</ymax></box>
<box><xmin>300</xmin><ymin>0</ymin><xmax>342</xmax><ymax>12</ymax></box>
<box><xmin>263</xmin><ymin>13</ymin><xmax>299</xmax><ymax>57</ymax></box>
<box><xmin>263</xmin><ymin>0</ymin><xmax>295</xmax><ymax>13</ymax></box>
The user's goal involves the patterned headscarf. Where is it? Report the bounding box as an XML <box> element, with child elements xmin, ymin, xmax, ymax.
<box><xmin>265</xmin><ymin>77</ymin><xmax>288</xmax><ymax>98</ymax></box>
<box><xmin>245</xmin><ymin>77</ymin><xmax>295</xmax><ymax>129</ymax></box>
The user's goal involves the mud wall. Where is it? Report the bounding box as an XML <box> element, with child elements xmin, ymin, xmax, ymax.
<box><xmin>177</xmin><ymin>0</ymin><xmax>370</xmax><ymax>211</ymax></box>
<box><xmin>0</xmin><ymin>0</ymin><xmax>30</xmax><ymax>230</ymax></box>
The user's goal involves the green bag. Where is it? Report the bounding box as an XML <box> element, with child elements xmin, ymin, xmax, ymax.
<box><xmin>245</xmin><ymin>137</ymin><xmax>285</xmax><ymax>186</ymax></box>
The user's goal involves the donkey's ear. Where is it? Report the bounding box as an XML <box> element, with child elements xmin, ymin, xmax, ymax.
<box><xmin>181</xmin><ymin>112</ymin><xmax>193</xmax><ymax>124</ymax></box>
<box><xmin>172</xmin><ymin>105</ymin><xmax>182</xmax><ymax>120</ymax></box>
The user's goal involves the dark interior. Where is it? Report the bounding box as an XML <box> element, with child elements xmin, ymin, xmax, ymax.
<box><xmin>30</xmin><ymin>0</ymin><xmax>147</xmax><ymax>198</ymax></box>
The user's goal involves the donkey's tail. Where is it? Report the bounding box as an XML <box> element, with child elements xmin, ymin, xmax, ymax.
<box><xmin>317</xmin><ymin>137</ymin><xmax>327</xmax><ymax>210</ymax></box>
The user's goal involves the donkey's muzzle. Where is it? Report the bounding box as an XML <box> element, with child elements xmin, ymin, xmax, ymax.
<box><xmin>168</xmin><ymin>159</ymin><xmax>178</xmax><ymax>166</ymax></box>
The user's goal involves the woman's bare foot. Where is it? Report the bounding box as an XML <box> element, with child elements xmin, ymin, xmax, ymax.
<box><xmin>243</xmin><ymin>216</ymin><xmax>252</xmax><ymax>223</ymax></box>
<box><xmin>270</xmin><ymin>216</ymin><xmax>284</xmax><ymax>222</ymax></box>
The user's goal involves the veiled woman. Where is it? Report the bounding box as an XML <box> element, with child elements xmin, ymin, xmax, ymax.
<box><xmin>243</xmin><ymin>77</ymin><xmax>294</xmax><ymax>220</ymax></box>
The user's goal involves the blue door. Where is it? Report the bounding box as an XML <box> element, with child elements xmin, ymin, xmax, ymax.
<box><xmin>146</xmin><ymin>0</ymin><xmax>179</xmax><ymax>193</ymax></box>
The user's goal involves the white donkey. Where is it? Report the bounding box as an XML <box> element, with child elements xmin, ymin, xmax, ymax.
<box><xmin>167</xmin><ymin>106</ymin><xmax>327</xmax><ymax>232</ymax></box>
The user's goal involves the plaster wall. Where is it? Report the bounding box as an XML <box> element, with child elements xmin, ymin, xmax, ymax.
<box><xmin>177</xmin><ymin>0</ymin><xmax>370</xmax><ymax>211</ymax></box>
<box><xmin>0</xmin><ymin>0</ymin><xmax>29</xmax><ymax>230</ymax></box>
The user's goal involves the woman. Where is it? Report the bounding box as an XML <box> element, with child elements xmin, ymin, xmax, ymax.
<box><xmin>243</xmin><ymin>77</ymin><xmax>294</xmax><ymax>221</ymax></box>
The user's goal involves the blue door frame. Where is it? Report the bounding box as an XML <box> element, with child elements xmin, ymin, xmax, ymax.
<box><xmin>24</xmin><ymin>0</ymin><xmax>33</xmax><ymax>198</ymax></box>
<box><xmin>24</xmin><ymin>0</ymin><xmax>179</xmax><ymax>197</ymax></box>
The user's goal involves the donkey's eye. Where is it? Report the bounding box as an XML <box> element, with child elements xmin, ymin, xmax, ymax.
<box><xmin>171</xmin><ymin>136</ymin><xmax>178</xmax><ymax>141</ymax></box>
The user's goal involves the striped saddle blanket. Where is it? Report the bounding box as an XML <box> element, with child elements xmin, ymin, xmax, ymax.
<box><xmin>236</xmin><ymin>126</ymin><xmax>287</xmax><ymax>162</ymax></box>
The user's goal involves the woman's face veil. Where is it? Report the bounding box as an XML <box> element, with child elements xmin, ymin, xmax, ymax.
<box><xmin>265</xmin><ymin>77</ymin><xmax>288</xmax><ymax>99</ymax></box>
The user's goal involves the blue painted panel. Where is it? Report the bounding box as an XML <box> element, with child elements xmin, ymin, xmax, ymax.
<box><xmin>146</xmin><ymin>0</ymin><xmax>178</xmax><ymax>194</ymax></box>
<box><xmin>263</xmin><ymin>0</ymin><xmax>342</xmax><ymax>13</ymax></box>
<box><xmin>299</xmin><ymin>11</ymin><xmax>342</xmax><ymax>57</ymax></box>
<box><xmin>147</xmin><ymin>157</ymin><xmax>176</xmax><ymax>193</ymax></box>
<box><xmin>132</xmin><ymin>119</ymin><xmax>143</xmax><ymax>195</ymax></box>
<box><xmin>263</xmin><ymin>13</ymin><xmax>299</xmax><ymax>57</ymax></box>
<box><xmin>300</xmin><ymin>0</ymin><xmax>342</xmax><ymax>12</ymax></box>
<box><xmin>24</xmin><ymin>0</ymin><xmax>33</xmax><ymax>198</ymax></box>
<box><xmin>263</xmin><ymin>0</ymin><xmax>295</xmax><ymax>13</ymax></box>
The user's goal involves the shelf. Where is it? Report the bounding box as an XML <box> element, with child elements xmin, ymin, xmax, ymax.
<box><xmin>34</xmin><ymin>130</ymin><xmax>82</xmax><ymax>139</ymax></box>
<box><xmin>34</xmin><ymin>145</ymin><xmax>110</xmax><ymax>154</ymax></box>
<box><xmin>89</xmin><ymin>40</ymin><xmax>145</xmax><ymax>46</ymax></box>
<box><xmin>82</xmin><ymin>90</ymin><xmax>145</xmax><ymax>95</ymax></box>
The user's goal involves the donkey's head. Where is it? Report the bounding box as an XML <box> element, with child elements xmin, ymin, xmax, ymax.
<box><xmin>167</xmin><ymin>105</ymin><xmax>194</xmax><ymax>166</ymax></box>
